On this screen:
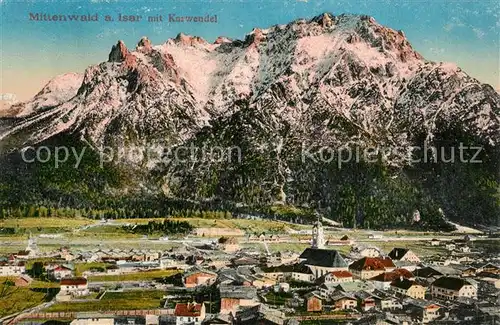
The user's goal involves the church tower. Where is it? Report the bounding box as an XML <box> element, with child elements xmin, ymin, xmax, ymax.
<box><xmin>26</xmin><ymin>232</ymin><xmax>38</xmax><ymax>256</ymax></box>
<box><xmin>311</xmin><ymin>214</ymin><xmax>325</xmax><ymax>249</ymax></box>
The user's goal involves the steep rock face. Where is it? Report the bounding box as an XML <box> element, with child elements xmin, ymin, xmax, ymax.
<box><xmin>0</xmin><ymin>12</ymin><xmax>498</xmax><ymax>226</ymax></box>
<box><xmin>108</xmin><ymin>40</ymin><xmax>130</xmax><ymax>62</ymax></box>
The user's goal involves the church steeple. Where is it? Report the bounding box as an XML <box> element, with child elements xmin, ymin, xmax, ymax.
<box><xmin>26</xmin><ymin>232</ymin><xmax>38</xmax><ymax>255</ymax></box>
<box><xmin>311</xmin><ymin>212</ymin><xmax>325</xmax><ymax>249</ymax></box>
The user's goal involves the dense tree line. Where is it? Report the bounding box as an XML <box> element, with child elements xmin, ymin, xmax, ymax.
<box><xmin>122</xmin><ymin>219</ymin><xmax>193</xmax><ymax>235</ymax></box>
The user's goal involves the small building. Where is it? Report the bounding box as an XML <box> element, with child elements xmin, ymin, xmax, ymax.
<box><xmin>235</xmin><ymin>304</ymin><xmax>286</xmax><ymax>325</ymax></box>
<box><xmin>479</xmin><ymin>263</ymin><xmax>499</xmax><ymax>274</ymax></box>
<box><xmin>349</xmin><ymin>257</ymin><xmax>395</xmax><ymax>280</ymax></box>
<box><xmin>174</xmin><ymin>302</ymin><xmax>205</xmax><ymax>325</ymax></box>
<box><xmin>390</xmin><ymin>278</ymin><xmax>426</xmax><ymax>299</ymax></box>
<box><xmin>354</xmin><ymin>291</ymin><xmax>377</xmax><ymax>311</ymax></box>
<box><xmin>431</xmin><ymin>277</ymin><xmax>477</xmax><ymax>300</ymax></box>
<box><xmin>183</xmin><ymin>267</ymin><xmax>217</xmax><ymax>288</ymax></box>
<box><xmin>0</xmin><ymin>261</ymin><xmax>25</xmax><ymax>276</ymax></box>
<box><xmin>388</xmin><ymin>248</ymin><xmax>421</xmax><ymax>264</ymax></box>
<box><xmin>220</xmin><ymin>285</ymin><xmax>258</xmax><ymax>314</ymax></box>
<box><xmin>430</xmin><ymin>239</ymin><xmax>440</xmax><ymax>246</ymax></box>
<box><xmin>358</xmin><ymin>247</ymin><xmax>381</xmax><ymax>258</ymax></box>
<box><xmin>217</xmin><ymin>237</ymin><xmax>240</xmax><ymax>253</ymax></box>
<box><xmin>60</xmin><ymin>277</ymin><xmax>89</xmax><ymax>297</ymax></box>
<box><xmin>304</xmin><ymin>292</ymin><xmax>323</xmax><ymax>312</ymax></box>
<box><xmin>324</xmin><ymin>270</ymin><xmax>353</xmax><ymax>284</ymax></box>
<box><xmin>445</xmin><ymin>243</ymin><xmax>456</xmax><ymax>251</ymax></box>
<box><xmin>407</xmin><ymin>300</ymin><xmax>443</xmax><ymax>324</ymax></box>
<box><xmin>461</xmin><ymin>267</ymin><xmax>477</xmax><ymax>277</ymax></box>
<box><xmin>331</xmin><ymin>292</ymin><xmax>357</xmax><ymax>310</ymax></box>
<box><xmin>15</xmin><ymin>274</ymin><xmax>33</xmax><ymax>287</ymax></box>
<box><xmin>50</xmin><ymin>264</ymin><xmax>74</xmax><ymax>280</ymax></box>
<box><xmin>369</xmin><ymin>268</ymin><xmax>414</xmax><ymax>290</ymax></box>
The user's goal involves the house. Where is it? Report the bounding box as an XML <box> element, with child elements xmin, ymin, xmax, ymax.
<box><xmin>445</xmin><ymin>243</ymin><xmax>456</xmax><ymax>251</ymax></box>
<box><xmin>372</xmin><ymin>289</ymin><xmax>403</xmax><ymax>310</ymax></box>
<box><xmin>413</xmin><ymin>266</ymin><xmax>444</xmax><ymax>285</ymax></box>
<box><xmin>479</xmin><ymin>263</ymin><xmax>499</xmax><ymax>274</ymax></box>
<box><xmin>60</xmin><ymin>277</ymin><xmax>89</xmax><ymax>297</ymax></box>
<box><xmin>388</xmin><ymin>248</ymin><xmax>421</xmax><ymax>264</ymax></box>
<box><xmin>15</xmin><ymin>274</ymin><xmax>33</xmax><ymax>287</ymax></box>
<box><xmin>0</xmin><ymin>261</ymin><xmax>25</xmax><ymax>276</ymax></box>
<box><xmin>406</xmin><ymin>300</ymin><xmax>443</xmax><ymax>324</ymax></box>
<box><xmin>349</xmin><ymin>257</ymin><xmax>395</xmax><ymax>280</ymax></box>
<box><xmin>458</xmin><ymin>245</ymin><xmax>471</xmax><ymax>253</ymax></box>
<box><xmin>461</xmin><ymin>267</ymin><xmax>477</xmax><ymax>277</ymax></box>
<box><xmin>220</xmin><ymin>285</ymin><xmax>258</xmax><ymax>314</ymax></box>
<box><xmin>70</xmin><ymin>312</ymin><xmax>115</xmax><ymax>325</ymax></box>
<box><xmin>174</xmin><ymin>302</ymin><xmax>205</xmax><ymax>325</ymax></box>
<box><xmin>217</xmin><ymin>268</ymin><xmax>253</xmax><ymax>287</ymax></box>
<box><xmin>286</xmin><ymin>263</ymin><xmax>315</xmax><ymax>283</ymax></box>
<box><xmin>358</xmin><ymin>247</ymin><xmax>381</xmax><ymax>258</ymax></box>
<box><xmin>231</xmin><ymin>256</ymin><xmax>259</xmax><ymax>267</ymax></box>
<box><xmin>252</xmin><ymin>275</ymin><xmax>277</xmax><ymax>289</ymax></box>
<box><xmin>340</xmin><ymin>235</ymin><xmax>350</xmax><ymax>242</ymax></box>
<box><xmin>49</xmin><ymin>264</ymin><xmax>74</xmax><ymax>280</ymax></box>
<box><xmin>217</xmin><ymin>237</ymin><xmax>240</xmax><ymax>253</ymax></box>
<box><xmin>323</xmin><ymin>270</ymin><xmax>353</xmax><ymax>284</ymax></box>
<box><xmin>354</xmin><ymin>291</ymin><xmax>376</xmax><ymax>311</ymax></box>
<box><xmin>430</xmin><ymin>239</ymin><xmax>440</xmax><ymax>246</ymax></box>
<box><xmin>390</xmin><ymin>278</ymin><xmax>426</xmax><ymax>299</ymax></box>
<box><xmin>304</xmin><ymin>291</ymin><xmax>323</xmax><ymax>312</ymax></box>
<box><xmin>369</xmin><ymin>268</ymin><xmax>414</xmax><ymax>290</ymax></box>
<box><xmin>298</xmin><ymin>248</ymin><xmax>348</xmax><ymax>279</ymax></box>
<box><xmin>331</xmin><ymin>292</ymin><xmax>357</xmax><ymax>310</ymax></box>
<box><xmin>235</xmin><ymin>304</ymin><xmax>286</xmax><ymax>325</ymax></box>
<box><xmin>202</xmin><ymin>313</ymin><xmax>233</xmax><ymax>325</ymax></box>
<box><xmin>431</xmin><ymin>277</ymin><xmax>477</xmax><ymax>300</ymax></box>
<box><xmin>183</xmin><ymin>267</ymin><xmax>217</xmax><ymax>288</ymax></box>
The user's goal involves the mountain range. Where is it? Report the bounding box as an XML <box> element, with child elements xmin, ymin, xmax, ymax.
<box><xmin>0</xmin><ymin>13</ymin><xmax>498</xmax><ymax>229</ymax></box>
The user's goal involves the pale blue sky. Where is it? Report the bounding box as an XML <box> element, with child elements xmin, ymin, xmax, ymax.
<box><xmin>1</xmin><ymin>0</ymin><xmax>499</xmax><ymax>100</ymax></box>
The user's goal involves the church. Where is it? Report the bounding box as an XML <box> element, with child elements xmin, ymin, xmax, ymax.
<box><xmin>298</xmin><ymin>217</ymin><xmax>349</xmax><ymax>279</ymax></box>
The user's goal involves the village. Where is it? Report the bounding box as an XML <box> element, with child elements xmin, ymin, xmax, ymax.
<box><xmin>0</xmin><ymin>218</ymin><xmax>499</xmax><ymax>325</ymax></box>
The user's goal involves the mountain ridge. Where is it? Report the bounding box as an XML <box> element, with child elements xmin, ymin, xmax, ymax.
<box><xmin>0</xmin><ymin>12</ymin><xmax>498</xmax><ymax>229</ymax></box>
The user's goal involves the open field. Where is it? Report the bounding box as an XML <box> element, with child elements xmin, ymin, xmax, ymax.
<box><xmin>43</xmin><ymin>290</ymin><xmax>165</xmax><ymax>312</ymax></box>
<box><xmin>114</xmin><ymin>217</ymin><xmax>308</xmax><ymax>233</ymax></box>
<box><xmin>0</xmin><ymin>218</ymin><xmax>92</xmax><ymax>229</ymax></box>
<box><xmin>0</xmin><ymin>282</ymin><xmax>50</xmax><ymax>317</ymax></box>
<box><xmin>88</xmin><ymin>269</ymin><xmax>180</xmax><ymax>282</ymax></box>
<box><xmin>75</xmin><ymin>262</ymin><xmax>113</xmax><ymax>276</ymax></box>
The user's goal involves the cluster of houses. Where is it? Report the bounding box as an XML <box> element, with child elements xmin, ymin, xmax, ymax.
<box><xmin>1</xmin><ymin>226</ymin><xmax>499</xmax><ymax>325</ymax></box>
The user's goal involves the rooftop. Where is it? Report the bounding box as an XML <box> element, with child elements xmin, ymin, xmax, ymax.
<box><xmin>299</xmin><ymin>248</ymin><xmax>348</xmax><ymax>268</ymax></box>
<box><xmin>174</xmin><ymin>302</ymin><xmax>203</xmax><ymax>317</ymax></box>
<box><xmin>432</xmin><ymin>276</ymin><xmax>472</xmax><ymax>290</ymax></box>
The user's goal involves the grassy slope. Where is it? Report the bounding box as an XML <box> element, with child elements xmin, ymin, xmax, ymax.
<box><xmin>44</xmin><ymin>290</ymin><xmax>166</xmax><ymax>312</ymax></box>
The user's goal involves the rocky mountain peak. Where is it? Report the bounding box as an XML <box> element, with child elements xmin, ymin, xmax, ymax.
<box><xmin>245</xmin><ymin>28</ymin><xmax>266</xmax><ymax>47</ymax></box>
<box><xmin>136</xmin><ymin>36</ymin><xmax>153</xmax><ymax>53</ymax></box>
<box><xmin>108</xmin><ymin>40</ymin><xmax>129</xmax><ymax>62</ymax></box>
<box><xmin>174</xmin><ymin>33</ymin><xmax>207</xmax><ymax>46</ymax></box>
<box><xmin>311</xmin><ymin>12</ymin><xmax>334</xmax><ymax>28</ymax></box>
<box><xmin>214</xmin><ymin>36</ymin><xmax>232</xmax><ymax>45</ymax></box>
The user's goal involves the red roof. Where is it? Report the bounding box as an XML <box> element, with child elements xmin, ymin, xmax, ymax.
<box><xmin>60</xmin><ymin>277</ymin><xmax>87</xmax><ymax>286</ymax></box>
<box><xmin>330</xmin><ymin>271</ymin><xmax>353</xmax><ymax>278</ymax></box>
<box><xmin>370</xmin><ymin>269</ymin><xmax>414</xmax><ymax>282</ymax></box>
<box><xmin>54</xmin><ymin>266</ymin><xmax>71</xmax><ymax>271</ymax></box>
<box><xmin>378</xmin><ymin>257</ymin><xmax>396</xmax><ymax>268</ymax></box>
<box><xmin>393</xmin><ymin>268</ymin><xmax>414</xmax><ymax>278</ymax></box>
<box><xmin>174</xmin><ymin>302</ymin><xmax>203</xmax><ymax>317</ymax></box>
<box><xmin>350</xmin><ymin>257</ymin><xmax>395</xmax><ymax>271</ymax></box>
